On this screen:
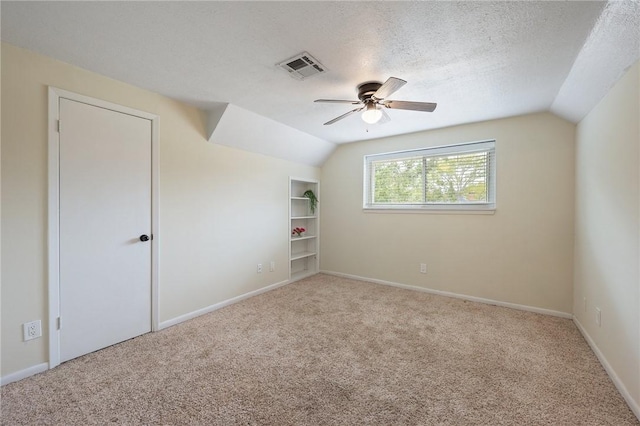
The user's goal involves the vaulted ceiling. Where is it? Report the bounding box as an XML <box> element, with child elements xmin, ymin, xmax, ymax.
<box><xmin>2</xmin><ymin>1</ymin><xmax>639</xmax><ymax>146</ymax></box>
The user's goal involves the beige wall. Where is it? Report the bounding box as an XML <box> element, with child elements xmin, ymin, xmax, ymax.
<box><xmin>574</xmin><ymin>61</ymin><xmax>640</xmax><ymax>409</ymax></box>
<box><xmin>0</xmin><ymin>43</ymin><xmax>319</xmax><ymax>376</ymax></box>
<box><xmin>321</xmin><ymin>112</ymin><xmax>575</xmax><ymax>313</ymax></box>
<box><xmin>3</xmin><ymin>39</ymin><xmax>636</xmax><ymax>410</ymax></box>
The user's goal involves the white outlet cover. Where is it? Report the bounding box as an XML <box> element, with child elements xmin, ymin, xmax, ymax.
<box><xmin>257</xmin><ymin>264</ymin><xmax>263</xmax><ymax>273</ymax></box>
<box><xmin>23</xmin><ymin>320</ymin><xmax>42</xmax><ymax>341</ymax></box>
<box><xmin>595</xmin><ymin>307</ymin><xmax>601</xmax><ymax>327</ymax></box>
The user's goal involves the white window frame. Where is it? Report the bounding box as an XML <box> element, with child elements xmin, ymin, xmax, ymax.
<box><xmin>363</xmin><ymin>140</ymin><xmax>496</xmax><ymax>213</ymax></box>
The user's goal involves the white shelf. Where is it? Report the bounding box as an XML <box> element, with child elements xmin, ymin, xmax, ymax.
<box><xmin>290</xmin><ymin>251</ymin><xmax>317</xmax><ymax>261</ymax></box>
<box><xmin>289</xmin><ymin>177</ymin><xmax>319</xmax><ymax>281</ymax></box>
<box><xmin>291</xmin><ymin>235</ymin><xmax>316</xmax><ymax>241</ymax></box>
<box><xmin>290</xmin><ymin>270</ymin><xmax>316</xmax><ymax>282</ymax></box>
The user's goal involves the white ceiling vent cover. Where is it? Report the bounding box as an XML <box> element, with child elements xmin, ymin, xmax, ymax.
<box><xmin>277</xmin><ymin>52</ymin><xmax>326</xmax><ymax>80</ymax></box>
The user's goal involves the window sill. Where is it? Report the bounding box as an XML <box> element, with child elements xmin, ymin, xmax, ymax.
<box><xmin>363</xmin><ymin>206</ymin><xmax>496</xmax><ymax>215</ymax></box>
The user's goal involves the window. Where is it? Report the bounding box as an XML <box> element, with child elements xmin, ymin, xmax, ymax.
<box><xmin>364</xmin><ymin>140</ymin><xmax>496</xmax><ymax>211</ymax></box>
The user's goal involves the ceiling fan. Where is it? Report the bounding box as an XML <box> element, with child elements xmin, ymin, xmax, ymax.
<box><xmin>314</xmin><ymin>77</ymin><xmax>437</xmax><ymax>126</ymax></box>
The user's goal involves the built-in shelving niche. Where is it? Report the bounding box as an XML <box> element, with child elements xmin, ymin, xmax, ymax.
<box><xmin>289</xmin><ymin>178</ymin><xmax>319</xmax><ymax>282</ymax></box>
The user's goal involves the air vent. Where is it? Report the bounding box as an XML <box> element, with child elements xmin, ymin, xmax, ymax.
<box><xmin>277</xmin><ymin>52</ymin><xmax>326</xmax><ymax>80</ymax></box>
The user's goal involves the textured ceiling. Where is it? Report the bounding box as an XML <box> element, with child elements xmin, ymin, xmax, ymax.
<box><xmin>1</xmin><ymin>1</ymin><xmax>637</xmax><ymax>145</ymax></box>
<box><xmin>551</xmin><ymin>0</ymin><xmax>640</xmax><ymax>122</ymax></box>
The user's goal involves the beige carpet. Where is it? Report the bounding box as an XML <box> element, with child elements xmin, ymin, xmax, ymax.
<box><xmin>1</xmin><ymin>274</ymin><xmax>638</xmax><ymax>425</ymax></box>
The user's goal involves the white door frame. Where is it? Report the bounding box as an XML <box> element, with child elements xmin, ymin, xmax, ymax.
<box><xmin>47</xmin><ymin>87</ymin><xmax>160</xmax><ymax>368</ymax></box>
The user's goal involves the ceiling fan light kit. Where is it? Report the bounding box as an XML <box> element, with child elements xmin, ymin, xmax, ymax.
<box><xmin>315</xmin><ymin>77</ymin><xmax>437</xmax><ymax>126</ymax></box>
<box><xmin>362</xmin><ymin>103</ymin><xmax>383</xmax><ymax>124</ymax></box>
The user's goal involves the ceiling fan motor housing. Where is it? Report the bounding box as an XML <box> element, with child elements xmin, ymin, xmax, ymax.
<box><xmin>357</xmin><ymin>82</ymin><xmax>383</xmax><ymax>102</ymax></box>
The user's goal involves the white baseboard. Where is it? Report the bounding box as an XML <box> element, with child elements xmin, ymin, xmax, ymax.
<box><xmin>573</xmin><ymin>316</ymin><xmax>640</xmax><ymax>421</ymax></box>
<box><xmin>1</xmin><ymin>362</ymin><xmax>49</xmax><ymax>386</ymax></box>
<box><xmin>320</xmin><ymin>270</ymin><xmax>573</xmax><ymax>319</ymax></box>
<box><xmin>158</xmin><ymin>279</ymin><xmax>291</xmax><ymax>330</ymax></box>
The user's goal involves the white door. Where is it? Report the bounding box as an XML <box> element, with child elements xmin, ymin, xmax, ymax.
<box><xmin>59</xmin><ymin>98</ymin><xmax>152</xmax><ymax>363</ymax></box>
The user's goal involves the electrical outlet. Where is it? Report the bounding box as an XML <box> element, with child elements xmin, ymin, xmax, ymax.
<box><xmin>23</xmin><ymin>320</ymin><xmax>42</xmax><ymax>341</ymax></box>
<box><xmin>583</xmin><ymin>297</ymin><xmax>587</xmax><ymax>312</ymax></box>
<box><xmin>257</xmin><ymin>263</ymin><xmax>263</xmax><ymax>273</ymax></box>
<box><xmin>595</xmin><ymin>307</ymin><xmax>601</xmax><ymax>327</ymax></box>
<box><xmin>269</xmin><ymin>261</ymin><xmax>275</xmax><ymax>272</ymax></box>
<box><xmin>420</xmin><ymin>263</ymin><xmax>427</xmax><ymax>274</ymax></box>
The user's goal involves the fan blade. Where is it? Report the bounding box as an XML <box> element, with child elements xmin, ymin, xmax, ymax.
<box><xmin>315</xmin><ymin>99</ymin><xmax>361</xmax><ymax>104</ymax></box>
<box><xmin>373</xmin><ymin>77</ymin><xmax>407</xmax><ymax>100</ymax></box>
<box><xmin>323</xmin><ymin>106</ymin><xmax>365</xmax><ymax>125</ymax></box>
<box><xmin>383</xmin><ymin>100</ymin><xmax>437</xmax><ymax>112</ymax></box>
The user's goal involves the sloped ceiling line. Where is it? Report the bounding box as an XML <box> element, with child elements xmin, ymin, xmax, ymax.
<box><xmin>207</xmin><ymin>103</ymin><xmax>336</xmax><ymax>168</ymax></box>
<box><xmin>551</xmin><ymin>0</ymin><xmax>640</xmax><ymax>123</ymax></box>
